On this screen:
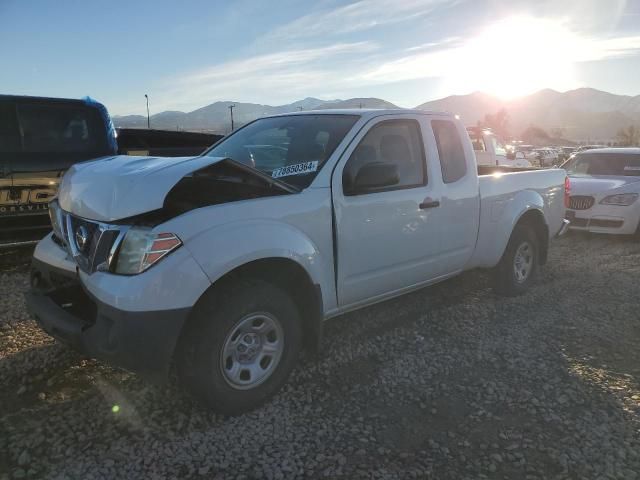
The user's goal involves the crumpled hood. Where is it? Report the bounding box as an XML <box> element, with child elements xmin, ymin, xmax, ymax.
<box><xmin>57</xmin><ymin>155</ymin><xmax>225</xmax><ymax>221</ymax></box>
<box><xmin>568</xmin><ymin>175</ymin><xmax>640</xmax><ymax>196</ymax></box>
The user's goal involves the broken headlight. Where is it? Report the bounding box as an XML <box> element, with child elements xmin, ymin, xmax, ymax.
<box><xmin>114</xmin><ymin>228</ymin><xmax>182</xmax><ymax>275</ymax></box>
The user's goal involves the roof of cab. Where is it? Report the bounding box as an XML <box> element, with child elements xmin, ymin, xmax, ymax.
<box><xmin>580</xmin><ymin>147</ymin><xmax>640</xmax><ymax>155</ymax></box>
<box><xmin>0</xmin><ymin>94</ymin><xmax>104</xmax><ymax>108</ymax></box>
<box><xmin>268</xmin><ymin>108</ymin><xmax>454</xmax><ymax>119</ymax></box>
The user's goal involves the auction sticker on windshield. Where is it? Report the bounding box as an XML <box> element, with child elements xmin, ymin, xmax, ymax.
<box><xmin>272</xmin><ymin>161</ymin><xmax>318</xmax><ymax>178</ymax></box>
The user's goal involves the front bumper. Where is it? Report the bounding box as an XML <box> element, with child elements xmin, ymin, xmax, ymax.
<box><xmin>566</xmin><ymin>206</ymin><xmax>640</xmax><ymax>235</ymax></box>
<box><xmin>26</xmin><ymin>257</ymin><xmax>191</xmax><ymax>383</ymax></box>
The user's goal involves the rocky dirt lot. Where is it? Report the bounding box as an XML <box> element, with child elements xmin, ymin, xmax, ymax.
<box><xmin>1</xmin><ymin>232</ymin><xmax>640</xmax><ymax>479</ymax></box>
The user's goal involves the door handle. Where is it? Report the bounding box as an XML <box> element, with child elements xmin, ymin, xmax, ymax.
<box><xmin>419</xmin><ymin>198</ymin><xmax>440</xmax><ymax>209</ymax></box>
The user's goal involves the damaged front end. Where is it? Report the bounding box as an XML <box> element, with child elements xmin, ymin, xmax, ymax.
<box><xmin>51</xmin><ymin>157</ymin><xmax>297</xmax><ymax>276</ymax></box>
<box><xmin>28</xmin><ymin>157</ymin><xmax>284</xmax><ymax>381</ymax></box>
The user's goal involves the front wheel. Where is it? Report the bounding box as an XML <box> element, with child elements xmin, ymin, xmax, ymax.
<box><xmin>493</xmin><ymin>224</ymin><xmax>539</xmax><ymax>296</ymax></box>
<box><xmin>177</xmin><ymin>280</ymin><xmax>302</xmax><ymax>414</ymax></box>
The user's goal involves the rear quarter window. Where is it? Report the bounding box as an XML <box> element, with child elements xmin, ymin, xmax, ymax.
<box><xmin>432</xmin><ymin>120</ymin><xmax>467</xmax><ymax>183</ymax></box>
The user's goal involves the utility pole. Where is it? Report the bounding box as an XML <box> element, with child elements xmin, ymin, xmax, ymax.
<box><xmin>298</xmin><ymin>106</ymin><xmax>304</xmax><ymax>111</ymax></box>
<box><xmin>228</xmin><ymin>104</ymin><xmax>236</xmax><ymax>132</ymax></box>
<box><xmin>358</xmin><ymin>102</ymin><xmax>363</xmax><ymax>109</ymax></box>
<box><xmin>144</xmin><ymin>94</ymin><xmax>150</xmax><ymax>129</ymax></box>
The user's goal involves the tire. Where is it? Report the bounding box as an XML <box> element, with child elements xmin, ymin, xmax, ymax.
<box><xmin>493</xmin><ymin>224</ymin><xmax>539</xmax><ymax>296</ymax></box>
<box><xmin>177</xmin><ymin>279</ymin><xmax>302</xmax><ymax>414</ymax></box>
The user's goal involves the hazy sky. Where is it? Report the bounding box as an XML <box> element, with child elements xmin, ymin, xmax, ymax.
<box><xmin>2</xmin><ymin>0</ymin><xmax>640</xmax><ymax>115</ymax></box>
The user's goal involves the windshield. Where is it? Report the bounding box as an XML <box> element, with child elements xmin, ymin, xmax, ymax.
<box><xmin>564</xmin><ymin>152</ymin><xmax>640</xmax><ymax>176</ymax></box>
<box><xmin>205</xmin><ymin>114</ymin><xmax>359</xmax><ymax>188</ymax></box>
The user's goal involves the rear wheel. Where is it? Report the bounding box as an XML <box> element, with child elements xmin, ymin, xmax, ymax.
<box><xmin>177</xmin><ymin>280</ymin><xmax>302</xmax><ymax>414</ymax></box>
<box><xmin>493</xmin><ymin>224</ymin><xmax>539</xmax><ymax>296</ymax></box>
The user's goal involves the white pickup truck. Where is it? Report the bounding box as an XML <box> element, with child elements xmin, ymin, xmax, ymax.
<box><xmin>467</xmin><ymin>127</ymin><xmax>532</xmax><ymax>168</ymax></box>
<box><xmin>27</xmin><ymin>109</ymin><xmax>569</xmax><ymax>413</ymax></box>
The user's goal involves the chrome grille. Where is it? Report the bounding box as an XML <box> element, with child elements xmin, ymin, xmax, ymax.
<box><xmin>50</xmin><ymin>200</ymin><xmax>127</xmax><ymax>273</ymax></box>
<box><xmin>569</xmin><ymin>195</ymin><xmax>595</xmax><ymax>210</ymax></box>
<box><xmin>69</xmin><ymin>215</ymin><xmax>101</xmax><ymax>255</ymax></box>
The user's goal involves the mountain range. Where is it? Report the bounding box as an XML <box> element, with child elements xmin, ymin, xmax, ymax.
<box><xmin>112</xmin><ymin>88</ymin><xmax>640</xmax><ymax>142</ymax></box>
<box><xmin>113</xmin><ymin>97</ymin><xmax>399</xmax><ymax>133</ymax></box>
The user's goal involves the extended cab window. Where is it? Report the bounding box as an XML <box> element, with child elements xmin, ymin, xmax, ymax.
<box><xmin>432</xmin><ymin>120</ymin><xmax>467</xmax><ymax>184</ymax></box>
<box><xmin>17</xmin><ymin>104</ymin><xmax>106</xmax><ymax>153</ymax></box>
<box><xmin>206</xmin><ymin>114</ymin><xmax>359</xmax><ymax>189</ymax></box>
<box><xmin>343</xmin><ymin>119</ymin><xmax>426</xmax><ymax>195</ymax></box>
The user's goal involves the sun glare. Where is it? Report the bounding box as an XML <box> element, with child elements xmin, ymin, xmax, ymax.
<box><xmin>451</xmin><ymin>16</ymin><xmax>581</xmax><ymax>99</ymax></box>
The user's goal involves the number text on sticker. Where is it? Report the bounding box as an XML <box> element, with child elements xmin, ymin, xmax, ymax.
<box><xmin>272</xmin><ymin>161</ymin><xmax>318</xmax><ymax>179</ymax></box>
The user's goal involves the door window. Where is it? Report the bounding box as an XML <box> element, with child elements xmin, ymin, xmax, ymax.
<box><xmin>432</xmin><ymin>120</ymin><xmax>467</xmax><ymax>183</ymax></box>
<box><xmin>343</xmin><ymin>119</ymin><xmax>426</xmax><ymax>195</ymax></box>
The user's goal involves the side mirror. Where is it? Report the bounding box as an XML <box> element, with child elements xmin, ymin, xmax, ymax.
<box><xmin>348</xmin><ymin>162</ymin><xmax>399</xmax><ymax>194</ymax></box>
<box><xmin>515</xmin><ymin>151</ymin><xmax>526</xmax><ymax>160</ymax></box>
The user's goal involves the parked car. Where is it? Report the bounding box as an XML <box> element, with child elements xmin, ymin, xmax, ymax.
<box><xmin>558</xmin><ymin>146</ymin><xmax>576</xmax><ymax>162</ymax></box>
<box><xmin>515</xmin><ymin>145</ymin><xmax>539</xmax><ymax>161</ymax></box>
<box><xmin>27</xmin><ymin>109</ymin><xmax>569</xmax><ymax>413</ymax></box>
<box><xmin>575</xmin><ymin>145</ymin><xmax>606</xmax><ymax>153</ymax></box>
<box><xmin>467</xmin><ymin>127</ymin><xmax>531</xmax><ymax>167</ymax></box>
<box><xmin>533</xmin><ymin>148</ymin><xmax>558</xmax><ymax>167</ymax></box>
<box><xmin>563</xmin><ymin>148</ymin><xmax>640</xmax><ymax>235</ymax></box>
<box><xmin>0</xmin><ymin>95</ymin><xmax>117</xmax><ymax>247</ymax></box>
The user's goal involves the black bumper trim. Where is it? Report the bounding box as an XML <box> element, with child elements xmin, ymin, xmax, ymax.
<box><xmin>26</xmin><ymin>260</ymin><xmax>191</xmax><ymax>382</ymax></box>
<box><xmin>26</xmin><ymin>290</ymin><xmax>85</xmax><ymax>349</ymax></box>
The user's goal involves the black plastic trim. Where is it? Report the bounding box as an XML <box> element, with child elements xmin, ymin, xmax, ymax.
<box><xmin>26</xmin><ymin>260</ymin><xmax>190</xmax><ymax>382</ymax></box>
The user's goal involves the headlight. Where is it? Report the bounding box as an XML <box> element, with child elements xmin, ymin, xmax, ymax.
<box><xmin>114</xmin><ymin>228</ymin><xmax>182</xmax><ymax>274</ymax></box>
<box><xmin>599</xmin><ymin>193</ymin><xmax>639</xmax><ymax>206</ymax></box>
<box><xmin>48</xmin><ymin>200</ymin><xmax>64</xmax><ymax>242</ymax></box>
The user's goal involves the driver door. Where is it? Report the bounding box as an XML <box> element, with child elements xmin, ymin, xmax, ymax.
<box><xmin>332</xmin><ymin>116</ymin><xmax>446</xmax><ymax>307</ymax></box>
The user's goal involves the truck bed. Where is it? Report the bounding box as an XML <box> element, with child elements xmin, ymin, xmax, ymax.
<box><xmin>469</xmin><ymin>167</ymin><xmax>567</xmax><ymax>270</ymax></box>
<box><xmin>478</xmin><ymin>165</ymin><xmax>544</xmax><ymax>176</ymax></box>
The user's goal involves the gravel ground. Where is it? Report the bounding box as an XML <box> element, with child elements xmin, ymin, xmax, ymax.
<box><xmin>1</xmin><ymin>232</ymin><xmax>640</xmax><ymax>479</ymax></box>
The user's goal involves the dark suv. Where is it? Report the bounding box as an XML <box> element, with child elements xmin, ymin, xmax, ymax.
<box><xmin>0</xmin><ymin>95</ymin><xmax>117</xmax><ymax>247</ymax></box>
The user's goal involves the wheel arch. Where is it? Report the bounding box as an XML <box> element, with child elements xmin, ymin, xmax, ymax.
<box><xmin>471</xmin><ymin>190</ymin><xmax>549</xmax><ymax>269</ymax></box>
<box><xmin>182</xmin><ymin>257</ymin><xmax>324</xmax><ymax>355</ymax></box>
<box><xmin>514</xmin><ymin>208</ymin><xmax>549</xmax><ymax>265</ymax></box>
